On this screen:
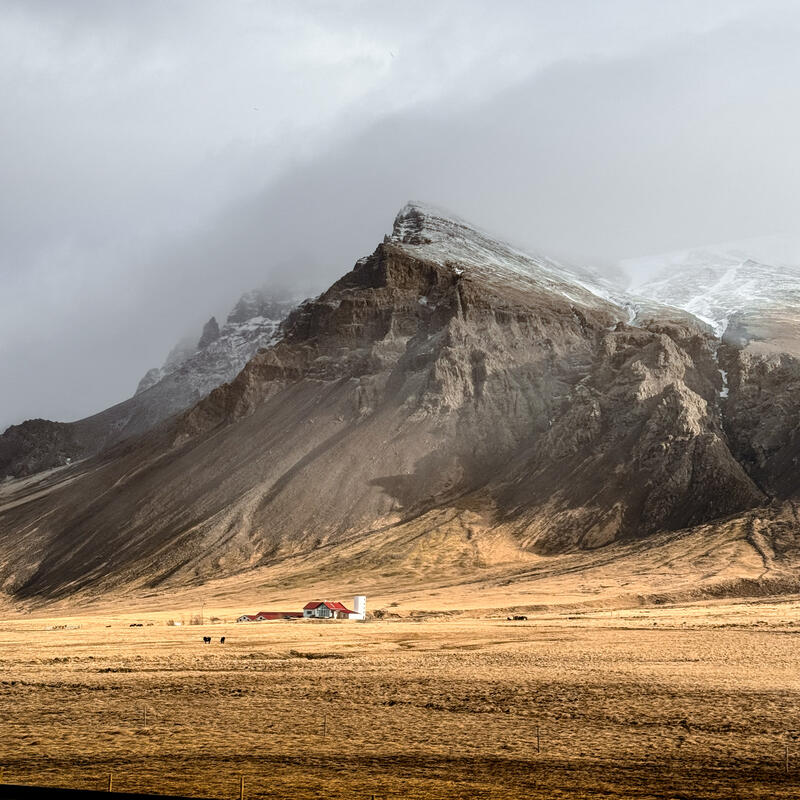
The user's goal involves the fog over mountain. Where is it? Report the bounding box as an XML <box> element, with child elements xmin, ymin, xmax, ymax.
<box><xmin>3</xmin><ymin>1</ymin><xmax>800</xmax><ymax>429</ymax></box>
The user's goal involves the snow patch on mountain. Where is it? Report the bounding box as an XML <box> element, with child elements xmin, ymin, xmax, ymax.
<box><xmin>626</xmin><ymin>242</ymin><xmax>800</xmax><ymax>337</ymax></box>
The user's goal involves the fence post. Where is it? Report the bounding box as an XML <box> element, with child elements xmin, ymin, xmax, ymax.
<box><xmin>108</xmin><ymin>772</ymin><xmax>113</xmax><ymax>792</ymax></box>
<box><xmin>239</xmin><ymin>774</ymin><xmax>244</xmax><ymax>800</ymax></box>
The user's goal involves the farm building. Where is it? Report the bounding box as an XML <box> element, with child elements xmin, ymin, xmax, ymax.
<box><xmin>236</xmin><ymin>611</ymin><xmax>303</xmax><ymax>623</ymax></box>
<box><xmin>303</xmin><ymin>596</ymin><xmax>366</xmax><ymax>620</ymax></box>
<box><xmin>236</xmin><ymin>596</ymin><xmax>366</xmax><ymax>623</ymax></box>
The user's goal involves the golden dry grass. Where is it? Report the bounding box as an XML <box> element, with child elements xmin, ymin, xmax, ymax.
<box><xmin>1</xmin><ymin>601</ymin><xmax>800</xmax><ymax>799</ymax></box>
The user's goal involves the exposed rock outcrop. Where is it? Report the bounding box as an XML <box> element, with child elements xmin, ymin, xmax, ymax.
<box><xmin>0</xmin><ymin>419</ymin><xmax>90</xmax><ymax>480</ymax></box>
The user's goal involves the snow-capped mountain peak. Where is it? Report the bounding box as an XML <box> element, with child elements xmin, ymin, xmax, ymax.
<box><xmin>389</xmin><ymin>201</ymin><xmax>624</xmax><ymax>313</ymax></box>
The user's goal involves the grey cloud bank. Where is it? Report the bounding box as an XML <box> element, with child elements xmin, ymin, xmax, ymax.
<box><xmin>2</xmin><ymin>1</ymin><xmax>799</xmax><ymax>428</ymax></box>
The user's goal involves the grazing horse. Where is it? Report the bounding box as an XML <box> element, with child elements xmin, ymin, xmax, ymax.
<box><xmin>202</xmin><ymin>636</ymin><xmax>211</xmax><ymax>644</ymax></box>
<box><xmin>220</xmin><ymin>637</ymin><xmax>226</xmax><ymax>644</ymax></box>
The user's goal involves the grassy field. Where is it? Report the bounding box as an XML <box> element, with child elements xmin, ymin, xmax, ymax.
<box><xmin>1</xmin><ymin>600</ymin><xmax>800</xmax><ymax>799</ymax></box>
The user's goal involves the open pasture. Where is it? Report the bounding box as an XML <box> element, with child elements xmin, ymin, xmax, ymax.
<box><xmin>0</xmin><ymin>605</ymin><xmax>799</xmax><ymax>799</ymax></box>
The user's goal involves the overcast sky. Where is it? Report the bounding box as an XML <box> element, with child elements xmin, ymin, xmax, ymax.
<box><xmin>3</xmin><ymin>0</ymin><xmax>800</xmax><ymax>429</ymax></box>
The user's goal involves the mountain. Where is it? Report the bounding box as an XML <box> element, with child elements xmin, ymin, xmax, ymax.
<box><xmin>3</xmin><ymin>201</ymin><xmax>798</xmax><ymax>607</ymax></box>
<box><xmin>0</xmin><ymin>288</ymin><xmax>298</xmax><ymax>479</ymax></box>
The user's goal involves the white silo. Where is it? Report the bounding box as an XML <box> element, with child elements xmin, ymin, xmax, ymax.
<box><xmin>352</xmin><ymin>595</ymin><xmax>366</xmax><ymax>620</ymax></box>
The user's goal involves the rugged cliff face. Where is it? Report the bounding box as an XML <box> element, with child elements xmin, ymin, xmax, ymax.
<box><xmin>498</xmin><ymin>321</ymin><xmax>763</xmax><ymax>551</ymax></box>
<box><xmin>722</xmin><ymin>347</ymin><xmax>800</xmax><ymax>497</ymax></box>
<box><xmin>632</xmin><ymin>246</ymin><xmax>800</xmax><ymax>504</ymax></box>
<box><xmin>0</xmin><ymin>289</ymin><xmax>298</xmax><ymax>479</ymax></box>
<box><xmin>2</xmin><ymin>202</ymin><xmax>793</xmax><ymax>603</ymax></box>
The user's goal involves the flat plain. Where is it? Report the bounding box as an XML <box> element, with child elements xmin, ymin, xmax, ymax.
<box><xmin>1</xmin><ymin>599</ymin><xmax>800</xmax><ymax>799</ymax></box>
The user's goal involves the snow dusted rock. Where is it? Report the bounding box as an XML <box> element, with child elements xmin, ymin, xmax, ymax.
<box><xmin>197</xmin><ymin>317</ymin><xmax>221</xmax><ymax>349</ymax></box>
<box><xmin>0</xmin><ymin>288</ymin><xmax>299</xmax><ymax>479</ymax></box>
<box><xmin>629</xmin><ymin>244</ymin><xmax>800</xmax><ymax>351</ymax></box>
<box><xmin>389</xmin><ymin>201</ymin><xmax>623</xmax><ymax>305</ymax></box>
<box><xmin>135</xmin><ymin>335</ymin><xmax>196</xmax><ymax>395</ymax></box>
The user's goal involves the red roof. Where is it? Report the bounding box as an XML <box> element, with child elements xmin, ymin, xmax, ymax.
<box><xmin>304</xmin><ymin>601</ymin><xmax>354</xmax><ymax>614</ymax></box>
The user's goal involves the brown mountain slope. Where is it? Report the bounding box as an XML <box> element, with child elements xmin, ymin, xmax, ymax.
<box><xmin>0</xmin><ymin>203</ymin><xmax>792</xmax><ymax>605</ymax></box>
